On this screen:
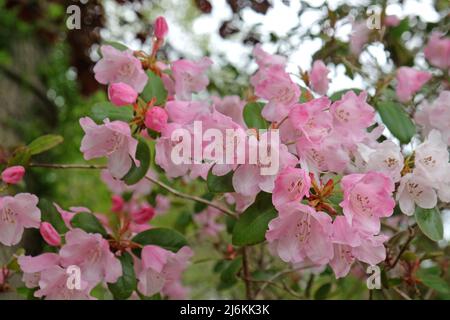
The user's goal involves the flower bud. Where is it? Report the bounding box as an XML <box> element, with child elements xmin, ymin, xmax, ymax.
<box><xmin>1</xmin><ymin>166</ymin><xmax>25</xmax><ymax>185</ymax></box>
<box><xmin>40</xmin><ymin>222</ymin><xmax>61</xmax><ymax>247</ymax></box>
<box><xmin>154</xmin><ymin>16</ymin><xmax>169</xmax><ymax>40</ymax></box>
<box><xmin>131</xmin><ymin>205</ymin><xmax>155</xmax><ymax>224</ymax></box>
<box><xmin>108</xmin><ymin>82</ymin><xmax>138</xmax><ymax>106</ymax></box>
<box><xmin>144</xmin><ymin>107</ymin><xmax>168</xmax><ymax>132</ymax></box>
<box><xmin>111</xmin><ymin>195</ymin><xmax>125</xmax><ymax>213</ymax></box>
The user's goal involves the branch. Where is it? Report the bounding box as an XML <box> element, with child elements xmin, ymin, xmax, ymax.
<box><xmin>242</xmin><ymin>247</ymin><xmax>253</xmax><ymax>299</ymax></box>
<box><xmin>28</xmin><ymin>162</ymin><xmax>237</xmax><ymax>218</ymax></box>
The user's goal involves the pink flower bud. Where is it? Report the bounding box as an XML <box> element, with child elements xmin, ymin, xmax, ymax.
<box><xmin>131</xmin><ymin>205</ymin><xmax>155</xmax><ymax>224</ymax></box>
<box><xmin>1</xmin><ymin>166</ymin><xmax>25</xmax><ymax>185</ymax></box>
<box><xmin>144</xmin><ymin>107</ymin><xmax>168</xmax><ymax>132</ymax></box>
<box><xmin>40</xmin><ymin>222</ymin><xmax>61</xmax><ymax>247</ymax></box>
<box><xmin>108</xmin><ymin>82</ymin><xmax>138</xmax><ymax>106</ymax></box>
<box><xmin>154</xmin><ymin>16</ymin><xmax>169</xmax><ymax>40</ymax></box>
<box><xmin>111</xmin><ymin>195</ymin><xmax>125</xmax><ymax>213</ymax></box>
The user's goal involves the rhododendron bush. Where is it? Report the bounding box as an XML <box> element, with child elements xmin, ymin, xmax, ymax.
<box><xmin>1</xmin><ymin>2</ymin><xmax>450</xmax><ymax>301</ymax></box>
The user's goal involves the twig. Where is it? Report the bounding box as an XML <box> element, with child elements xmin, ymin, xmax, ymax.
<box><xmin>388</xmin><ymin>225</ymin><xmax>417</xmax><ymax>270</ymax></box>
<box><xmin>393</xmin><ymin>287</ymin><xmax>412</xmax><ymax>300</ymax></box>
<box><xmin>28</xmin><ymin>162</ymin><xmax>237</xmax><ymax>218</ymax></box>
<box><xmin>242</xmin><ymin>247</ymin><xmax>253</xmax><ymax>299</ymax></box>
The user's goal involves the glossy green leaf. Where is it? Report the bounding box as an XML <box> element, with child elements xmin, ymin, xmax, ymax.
<box><xmin>122</xmin><ymin>138</ymin><xmax>151</xmax><ymax>185</ymax></box>
<box><xmin>232</xmin><ymin>192</ymin><xmax>277</xmax><ymax>246</ymax></box>
<box><xmin>330</xmin><ymin>89</ymin><xmax>362</xmax><ymax>101</ymax></box>
<box><xmin>132</xmin><ymin>228</ymin><xmax>188</xmax><ymax>256</ymax></box>
<box><xmin>39</xmin><ymin>199</ymin><xmax>69</xmax><ymax>234</ymax></box>
<box><xmin>219</xmin><ymin>257</ymin><xmax>242</xmax><ymax>289</ymax></box>
<box><xmin>416</xmin><ymin>267</ymin><xmax>450</xmax><ymax>294</ymax></box>
<box><xmin>415</xmin><ymin>207</ymin><xmax>443</xmax><ymax>241</ymax></box>
<box><xmin>91</xmin><ymin>102</ymin><xmax>134</xmax><ymax>122</ymax></box>
<box><xmin>243</xmin><ymin>102</ymin><xmax>267</xmax><ymax>129</ymax></box>
<box><xmin>70</xmin><ymin>212</ymin><xmax>108</xmax><ymax>237</ymax></box>
<box><xmin>108</xmin><ymin>252</ymin><xmax>137</xmax><ymax>300</ymax></box>
<box><xmin>376</xmin><ymin>101</ymin><xmax>416</xmax><ymax>144</ymax></box>
<box><xmin>207</xmin><ymin>170</ymin><xmax>234</xmax><ymax>193</ymax></box>
<box><xmin>141</xmin><ymin>70</ymin><xmax>167</xmax><ymax>105</ymax></box>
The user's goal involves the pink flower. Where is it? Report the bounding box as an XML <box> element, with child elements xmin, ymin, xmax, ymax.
<box><xmin>35</xmin><ymin>266</ymin><xmax>92</xmax><ymax>300</ymax></box>
<box><xmin>252</xmin><ymin>65</ymin><xmax>300</xmax><ymax>122</ymax></box>
<box><xmin>145</xmin><ymin>106</ymin><xmax>168</xmax><ymax>132</ymax></box>
<box><xmin>18</xmin><ymin>253</ymin><xmax>60</xmax><ymax>288</ymax></box>
<box><xmin>59</xmin><ymin>228</ymin><xmax>122</xmax><ymax>283</ymax></box>
<box><xmin>340</xmin><ymin>172</ymin><xmax>395</xmax><ymax>234</ymax></box>
<box><xmin>80</xmin><ymin>117</ymin><xmax>139</xmax><ymax>179</ymax></box>
<box><xmin>111</xmin><ymin>195</ymin><xmax>125</xmax><ymax>213</ymax></box>
<box><xmin>172</xmin><ymin>57</ymin><xmax>212</xmax><ymax>100</ymax></box>
<box><xmin>108</xmin><ymin>82</ymin><xmax>138</xmax><ymax>106</ymax></box>
<box><xmin>330</xmin><ymin>216</ymin><xmax>387</xmax><ymax>278</ymax></box>
<box><xmin>266</xmin><ymin>203</ymin><xmax>333</xmax><ymax>265</ymax></box>
<box><xmin>154</xmin><ymin>16</ymin><xmax>169</xmax><ymax>39</ymax></box>
<box><xmin>94</xmin><ymin>45</ymin><xmax>148</xmax><ymax>92</ymax></box>
<box><xmin>194</xmin><ymin>207</ymin><xmax>224</xmax><ymax>238</ymax></box>
<box><xmin>415</xmin><ymin>91</ymin><xmax>450</xmax><ymax>145</ymax></box>
<box><xmin>1</xmin><ymin>165</ymin><xmax>25</xmax><ymax>184</ymax></box>
<box><xmin>396</xmin><ymin>67</ymin><xmax>431</xmax><ymax>102</ymax></box>
<box><xmin>384</xmin><ymin>15</ymin><xmax>400</xmax><ymax>27</ymax></box>
<box><xmin>396</xmin><ymin>172</ymin><xmax>437</xmax><ymax>216</ymax></box>
<box><xmin>350</xmin><ymin>20</ymin><xmax>370</xmax><ymax>56</ymax></box>
<box><xmin>272</xmin><ymin>167</ymin><xmax>311</xmax><ymax>210</ymax></box>
<box><xmin>0</xmin><ymin>193</ymin><xmax>41</xmax><ymax>246</ymax></box>
<box><xmin>212</xmin><ymin>95</ymin><xmax>246</xmax><ymax>127</ymax></box>
<box><xmin>131</xmin><ymin>205</ymin><xmax>155</xmax><ymax>224</ymax></box>
<box><xmin>288</xmin><ymin>97</ymin><xmax>333</xmax><ymax>144</ymax></box>
<box><xmin>330</xmin><ymin>91</ymin><xmax>375</xmax><ymax>144</ymax></box>
<box><xmin>310</xmin><ymin>60</ymin><xmax>329</xmax><ymax>95</ymax></box>
<box><xmin>165</xmin><ymin>100</ymin><xmax>211</xmax><ymax>125</ymax></box>
<box><xmin>424</xmin><ymin>32</ymin><xmax>450</xmax><ymax>70</ymax></box>
<box><xmin>137</xmin><ymin>245</ymin><xmax>193</xmax><ymax>299</ymax></box>
<box><xmin>40</xmin><ymin>222</ymin><xmax>61</xmax><ymax>247</ymax></box>
<box><xmin>253</xmin><ymin>44</ymin><xmax>287</xmax><ymax>69</ymax></box>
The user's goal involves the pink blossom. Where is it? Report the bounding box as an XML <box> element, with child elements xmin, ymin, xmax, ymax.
<box><xmin>53</xmin><ymin>203</ymin><xmax>90</xmax><ymax>229</ymax></box>
<box><xmin>272</xmin><ymin>167</ymin><xmax>311</xmax><ymax>210</ymax></box>
<box><xmin>396</xmin><ymin>173</ymin><xmax>437</xmax><ymax>216</ymax></box>
<box><xmin>59</xmin><ymin>228</ymin><xmax>122</xmax><ymax>283</ymax></box>
<box><xmin>396</xmin><ymin>67</ymin><xmax>431</xmax><ymax>102</ymax></box>
<box><xmin>384</xmin><ymin>15</ymin><xmax>400</xmax><ymax>27</ymax></box>
<box><xmin>108</xmin><ymin>82</ymin><xmax>138</xmax><ymax>106</ymax></box>
<box><xmin>424</xmin><ymin>32</ymin><xmax>450</xmax><ymax>70</ymax></box>
<box><xmin>137</xmin><ymin>245</ymin><xmax>193</xmax><ymax>299</ymax></box>
<box><xmin>350</xmin><ymin>20</ymin><xmax>370</xmax><ymax>56</ymax></box>
<box><xmin>0</xmin><ymin>193</ymin><xmax>41</xmax><ymax>246</ymax></box>
<box><xmin>253</xmin><ymin>44</ymin><xmax>287</xmax><ymax>69</ymax></box>
<box><xmin>80</xmin><ymin>117</ymin><xmax>139</xmax><ymax>179</ymax></box>
<box><xmin>40</xmin><ymin>222</ymin><xmax>61</xmax><ymax>247</ymax></box>
<box><xmin>18</xmin><ymin>253</ymin><xmax>60</xmax><ymax>288</ymax></box>
<box><xmin>415</xmin><ymin>91</ymin><xmax>450</xmax><ymax>145</ymax></box>
<box><xmin>1</xmin><ymin>165</ymin><xmax>25</xmax><ymax>184</ymax></box>
<box><xmin>131</xmin><ymin>205</ymin><xmax>155</xmax><ymax>224</ymax></box>
<box><xmin>172</xmin><ymin>57</ymin><xmax>213</xmax><ymax>100</ymax></box>
<box><xmin>212</xmin><ymin>95</ymin><xmax>246</xmax><ymax>127</ymax></box>
<box><xmin>111</xmin><ymin>195</ymin><xmax>125</xmax><ymax>213</ymax></box>
<box><xmin>289</xmin><ymin>97</ymin><xmax>333</xmax><ymax>144</ymax></box>
<box><xmin>310</xmin><ymin>60</ymin><xmax>329</xmax><ymax>95</ymax></box>
<box><xmin>252</xmin><ymin>65</ymin><xmax>300</xmax><ymax>122</ymax></box>
<box><xmin>194</xmin><ymin>207</ymin><xmax>224</xmax><ymax>237</ymax></box>
<box><xmin>154</xmin><ymin>16</ymin><xmax>169</xmax><ymax>39</ymax></box>
<box><xmin>330</xmin><ymin>91</ymin><xmax>375</xmax><ymax>144</ymax></box>
<box><xmin>145</xmin><ymin>106</ymin><xmax>168</xmax><ymax>132</ymax></box>
<box><xmin>165</xmin><ymin>100</ymin><xmax>211</xmax><ymax>125</ymax></box>
<box><xmin>340</xmin><ymin>172</ymin><xmax>395</xmax><ymax>234</ymax></box>
<box><xmin>330</xmin><ymin>216</ymin><xmax>387</xmax><ymax>278</ymax></box>
<box><xmin>266</xmin><ymin>203</ymin><xmax>333</xmax><ymax>265</ymax></box>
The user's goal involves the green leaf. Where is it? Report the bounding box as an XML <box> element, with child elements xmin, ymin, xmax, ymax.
<box><xmin>141</xmin><ymin>70</ymin><xmax>168</xmax><ymax>105</ymax></box>
<box><xmin>232</xmin><ymin>192</ymin><xmax>277</xmax><ymax>246</ymax></box>
<box><xmin>122</xmin><ymin>138</ymin><xmax>151</xmax><ymax>185</ymax></box>
<box><xmin>389</xmin><ymin>19</ymin><xmax>409</xmax><ymax>39</ymax></box>
<box><xmin>376</xmin><ymin>101</ymin><xmax>416</xmax><ymax>144</ymax></box>
<box><xmin>70</xmin><ymin>212</ymin><xmax>108</xmax><ymax>237</ymax></box>
<box><xmin>416</xmin><ymin>267</ymin><xmax>450</xmax><ymax>294</ymax></box>
<box><xmin>330</xmin><ymin>89</ymin><xmax>362</xmax><ymax>101</ymax></box>
<box><xmin>194</xmin><ymin>192</ymin><xmax>214</xmax><ymax>212</ymax></box>
<box><xmin>91</xmin><ymin>102</ymin><xmax>134</xmax><ymax>122</ymax></box>
<box><xmin>100</xmin><ymin>41</ymin><xmax>129</xmax><ymax>52</ymax></box>
<box><xmin>108</xmin><ymin>252</ymin><xmax>137</xmax><ymax>300</ymax></box>
<box><xmin>131</xmin><ymin>228</ymin><xmax>187</xmax><ymax>256</ymax></box>
<box><xmin>8</xmin><ymin>146</ymin><xmax>31</xmax><ymax>167</ymax></box>
<box><xmin>219</xmin><ymin>257</ymin><xmax>242</xmax><ymax>289</ymax></box>
<box><xmin>27</xmin><ymin>134</ymin><xmax>64</xmax><ymax>155</ymax></box>
<box><xmin>207</xmin><ymin>170</ymin><xmax>234</xmax><ymax>193</ymax></box>
<box><xmin>415</xmin><ymin>207</ymin><xmax>443</xmax><ymax>241</ymax></box>
<box><xmin>39</xmin><ymin>199</ymin><xmax>69</xmax><ymax>234</ymax></box>
<box><xmin>299</xmin><ymin>86</ymin><xmax>313</xmax><ymax>103</ymax></box>
<box><xmin>314</xmin><ymin>283</ymin><xmax>332</xmax><ymax>300</ymax></box>
<box><xmin>243</xmin><ymin>102</ymin><xmax>267</xmax><ymax>129</ymax></box>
